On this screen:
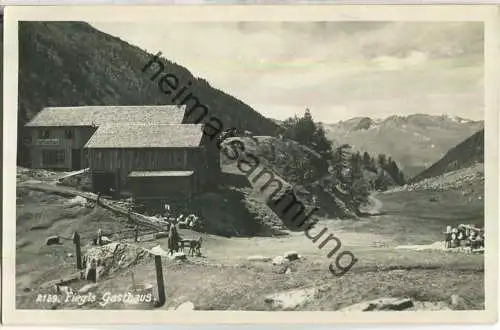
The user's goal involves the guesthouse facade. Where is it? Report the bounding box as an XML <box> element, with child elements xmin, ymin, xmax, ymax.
<box><xmin>24</xmin><ymin>105</ymin><xmax>187</xmax><ymax>170</ymax></box>
<box><xmin>84</xmin><ymin>123</ymin><xmax>218</xmax><ymax>200</ymax></box>
<box><xmin>24</xmin><ymin>105</ymin><xmax>221</xmax><ymax>201</ymax></box>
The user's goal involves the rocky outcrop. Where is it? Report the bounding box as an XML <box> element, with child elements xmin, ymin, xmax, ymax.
<box><xmin>391</xmin><ymin>163</ymin><xmax>484</xmax><ymax>194</ymax></box>
<box><xmin>82</xmin><ymin>242</ymin><xmax>151</xmax><ymax>280</ymax></box>
<box><xmin>264</xmin><ymin>288</ymin><xmax>318</xmax><ymax>310</ymax></box>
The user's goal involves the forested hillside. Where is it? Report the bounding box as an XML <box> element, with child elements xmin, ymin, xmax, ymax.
<box><xmin>245</xmin><ymin>109</ymin><xmax>407</xmax><ymax>217</ymax></box>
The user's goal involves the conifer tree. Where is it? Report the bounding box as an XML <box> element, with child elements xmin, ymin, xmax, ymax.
<box><xmin>362</xmin><ymin>152</ymin><xmax>371</xmax><ymax>167</ymax></box>
<box><xmin>378</xmin><ymin>154</ymin><xmax>387</xmax><ymax>167</ymax></box>
<box><xmin>347</xmin><ymin>152</ymin><xmax>369</xmax><ymax>212</ymax></box>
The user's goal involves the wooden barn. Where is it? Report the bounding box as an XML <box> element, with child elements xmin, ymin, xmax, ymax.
<box><xmin>84</xmin><ymin>123</ymin><xmax>220</xmax><ymax>202</ymax></box>
<box><xmin>24</xmin><ymin>105</ymin><xmax>187</xmax><ymax>170</ymax></box>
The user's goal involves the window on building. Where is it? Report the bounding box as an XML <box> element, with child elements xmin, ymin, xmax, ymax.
<box><xmin>41</xmin><ymin>150</ymin><xmax>65</xmax><ymax>166</ymax></box>
<box><xmin>40</xmin><ymin>129</ymin><xmax>50</xmax><ymax>139</ymax></box>
<box><xmin>65</xmin><ymin>129</ymin><xmax>73</xmax><ymax>139</ymax></box>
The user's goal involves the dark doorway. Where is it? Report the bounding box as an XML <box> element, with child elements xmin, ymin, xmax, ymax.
<box><xmin>91</xmin><ymin>172</ymin><xmax>117</xmax><ymax>196</ymax></box>
<box><xmin>71</xmin><ymin>149</ymin><xmax>82</xmax><ymax>170</ymax></box>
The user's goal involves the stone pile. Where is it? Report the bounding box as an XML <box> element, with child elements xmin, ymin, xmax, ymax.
<box><xmin>82</xmin><ymin>242</ymin><xmax>150</xmax><ymax>281</ymax></box>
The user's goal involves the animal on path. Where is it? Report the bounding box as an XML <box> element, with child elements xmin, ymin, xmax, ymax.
<box><xmin>188</xmin><ymin>236</ymin><xmax>203</xmax><ymax>257</ymax></box>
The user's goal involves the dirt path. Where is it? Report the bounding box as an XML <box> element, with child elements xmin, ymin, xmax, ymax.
<box><xmin>18</xmin><ymin>182</ymin><xmax>169</xmax><ymax>232</ymax></box>
<box><xmin>18</xmin><ymin>181</ymin><xmax>96</xmax><ymax>198</ymax></box>
<box><xmin>358</xmin><ymin>192</ymin><xmax>384</xmax><ymax>216</ymax></box>
<box><xmin>367</xmin><ymin>192</ymin><xmax>384</xmax><ymax>215</ymax></box>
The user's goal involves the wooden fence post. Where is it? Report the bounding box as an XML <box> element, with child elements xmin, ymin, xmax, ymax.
<box><xmin>128</xmin><ymin>206</ymin><xmax>133</xmax><ymax>223</ymax></box>
<box><xmin>73</xmin><ymin>232</ymin><xmax>82</xmax><ymax>270</ymax></box>
<box><xmin>130</xmin><ymin>270</ymin><xmax>136</xmax><ymax>291</ymax></box>
<box><xmin>154</xmin><ymin>255</ymin><xmax>166</xmax><ymax>307</ymax></box>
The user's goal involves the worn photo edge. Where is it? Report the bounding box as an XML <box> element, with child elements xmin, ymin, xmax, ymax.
<box><xmin>2</xmin><ymin>4</ymin><xmax>499</xmax><ymax>326</ymax></box>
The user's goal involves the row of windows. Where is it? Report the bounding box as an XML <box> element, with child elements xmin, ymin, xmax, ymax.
<box><xmin>42</xmin><ymin>150</ymin><xmax>66</xmax><ymax>166</ymax></box>
<box><xmin>40</xmin><ymin>129</ymin><xmax>73</xmax><ymax>139</ymax></box>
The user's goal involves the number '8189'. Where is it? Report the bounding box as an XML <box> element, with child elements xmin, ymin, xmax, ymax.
<box><xmin>36</xmin><ymin>294</ymin><xmax>62</xmax><ymax>304</ymax></box>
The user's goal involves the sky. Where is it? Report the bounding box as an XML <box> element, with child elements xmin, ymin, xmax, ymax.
<box><xmin>91</xmin><ymin>21</ymin><xmax>484</xmax><ymax>123</ymax></box>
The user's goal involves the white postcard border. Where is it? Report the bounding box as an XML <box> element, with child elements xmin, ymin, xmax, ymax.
<box><xmin>2</xmin><ymin>4</ymin><xmax>499</xmax><ymax>325</ymax></box>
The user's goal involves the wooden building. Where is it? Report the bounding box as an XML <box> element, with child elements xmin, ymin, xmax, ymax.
<box><xmin>24</xmin><ymin>105</ymin><xmax>187</xmax><ymax>170</ymax></box>
<box><xmin>127</xmin><ymin>170</ymin><xmax>195</xmax><ymax>202</ymax></box>
<box><xmin>84</xmin><ymin>123</ymin><xmax>220</xmax><ymax>201</ymax></box>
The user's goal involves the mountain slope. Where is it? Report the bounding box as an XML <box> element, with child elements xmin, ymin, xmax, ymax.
<box><xmin>220</xmin><ymin>136</ymin><xmax>357</xmax><ymax>220</ymax></box>
<box><xmin>18</xmin><ymin>21</ymin><xmax>279</xmax><ymax>164</ymax></box>
<box><xmin>410</xmin><ymin>129</ymin><xmax>484</xmax><ymax>183</ymax></box>
<box><xmin>324</xmin><ymin>114</ymin><xmax>483</xmax><ymax>177</ymax></box>
<box><xmin>221</xmin><ymin>135</ymin><xmax>402</xmax><ymax>221</ymax></box>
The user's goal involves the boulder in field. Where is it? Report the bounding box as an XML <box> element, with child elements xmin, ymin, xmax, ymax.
<box><xmin>339</xmin><ymin>297</ymin><xmax>414</xmax><ymax>312</ymax></box>
<box><xmin>284</xmin><ymin>251</ymin><xmax>299</xmax><ymax>261</ymax></box>
<box><xmin>46</xmin><ymin>236</ymin><xmax>61</xmax><ymax>246</ymax></box>
<box><xmin>450</xmin><ymin>294</ymin><xmax>468</xmax><ymax>310</ymax></box>
<box><xmin>247</xmin><ymin>255</ymin><xmax>271</xmax><ymax>262</ymax></box>
<box><xmin>65</xmin><ymin>196</ymin><xmax>87</xmax><ymax>208</ymax></box>
<box><xmin>55</xmin><ymin>285</ymin><xmax>73</xmax><ymax>295</ymax></box>
<box><xmin>100</xmin><ymin>236</ymin><xmax>112</xmax><ymax>245</ymax></box>
<box><xmin>176</xmin><ymin>301</ymin><xmax>195</xmax><ymax>311</ymax></box>
<box><xmin>264</xmin><ymin>287</ymin><xmax>318</xmax><ymax>310</ymax></box>
<box><xmin>142</xmin><ymin>283</ymin><xmax>154</xmax><ymax>291</ymax></box>
<box><xmin>411</xmin><ymin>301</ymin><xmax>452</xmax><ymax>311</ymax></box>
<box><xmin>272</xmin><ymin>256</ymin><xmax>286</xmax><ymax>265</ymax></box>
<box><xmin>172</xmin><ymin>252</ymin><xmax>187</xmax><ymax>261</ymax></box>
<box><xmin>79</xmin><ymin>283</ymin><xmax>98</xmax><ymax>294</ymax></box>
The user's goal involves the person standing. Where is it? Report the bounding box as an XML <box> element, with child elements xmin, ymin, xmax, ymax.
<box><xmin>444</xmin><ymin>225</ymin><xmax>452</xmax><ymax>249</ymax></box>
<box><xmin>97</xmin><ymin>228</ymin><xmax>103</xmax><ymax>246</ymax></box>
<box><xmin>451</xmin><ymin>227</ymin><xmax>458</xmax><ymax>248</ymax></box>
<box><xmin>457</xmin><ymin>228</ymin><xmax>464</xmax><ymax>247</ymax></box>
<box><xmin>470</xmin><ymin>230</ymin><xmax>478</xmax><ymax>250</ymax></box>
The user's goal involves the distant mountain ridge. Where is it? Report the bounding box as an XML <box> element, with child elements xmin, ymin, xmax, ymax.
<box><xmin>323</xmin><ymin>114</ymin><xmax>483</xmax><ymax>178</ymax></box>
<box><xmin>17</xmin><ymin>21</ymin><xmax>279</xmax><ymax>165</ymax></box>
<box><xmin>410</xmin><ymin>129</ymin><xmax>484</xmax><ymax>183</ymax></box>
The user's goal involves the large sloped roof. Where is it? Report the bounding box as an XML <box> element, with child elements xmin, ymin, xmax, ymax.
<box><xmin>84</xmin><ymin>123</ymin><xmax>204</xmax><ymax>149</ymax></box>
<box><xmin>25</xmin><ymin>105</ymin><xmax>187</xmax><ymax>127</ymax></box>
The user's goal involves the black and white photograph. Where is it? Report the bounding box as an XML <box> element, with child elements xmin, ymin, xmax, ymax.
<box><xmin>2</xmin><ymin>4</ymin><xmax>498</xmax><ymax>325</ymax></box>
